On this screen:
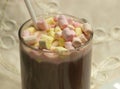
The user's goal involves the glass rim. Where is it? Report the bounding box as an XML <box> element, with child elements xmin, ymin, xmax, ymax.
<box><xmin>18</xmin><ymin>13</ymin><xmax>93</xmax><ymax>52</ymax></box>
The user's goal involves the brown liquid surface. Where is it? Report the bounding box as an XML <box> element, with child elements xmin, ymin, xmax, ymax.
<box><xmin>20</xmin><ymin>46</ymin><xmax>92</xmax><ymax>89</ymax></box>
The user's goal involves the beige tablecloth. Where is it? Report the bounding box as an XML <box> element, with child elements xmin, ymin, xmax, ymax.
<box><xmin>0</xmin><ymin>0</ymin><xmax>120</xmax><ymax>89</ymax></box>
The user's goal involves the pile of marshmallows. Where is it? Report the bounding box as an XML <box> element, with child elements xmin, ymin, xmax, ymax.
<box><xmin>22</xmin><ymin>15</ymin><xmax>92</xmax><ymax>52</ymax></box>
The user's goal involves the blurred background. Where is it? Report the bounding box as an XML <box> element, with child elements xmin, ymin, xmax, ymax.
<box><xmin>0</xmin><ymin>0</ymin><xmax>120</xmax><ymax>89</ymax></box>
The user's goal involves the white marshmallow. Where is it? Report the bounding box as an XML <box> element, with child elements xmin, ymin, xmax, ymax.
<box><xmin>83</xmin><ymin>23</ymin><xmax>92</xmax><ymax>31</ymax></box>
<box><xmin>65</xmin><ymin>42</ymin><xmax>75</xmax><ymax>50</ymax></box>
<box><xmin>79</xmin><ymin>34</ymin><xmax>88</xmax><ymax>44</ymax></box>
<box><xmin>23</xmin><ymin>35</ymin><xmax>37</xmax><ymax>44</ymax></box>
<box><xmin>67</xmin><ymin>18</ymin><xmax>74</xmax><ymax>24</ymax></box>
<box><xmin>72</xmin><ymin>37</ymin><xmax>81</xmax><ymax>48</ymax></box>
<box><xmin>55</xmin><ymin>31</ymin><xmax>62</xmax><ymax>39</ymax></box>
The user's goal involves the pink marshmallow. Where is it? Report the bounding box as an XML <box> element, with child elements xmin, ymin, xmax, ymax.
<box><xmin>54</xmin><ymin>15</ymin><xmax>59</xmax><ymax>22</ymax></box>
<box><xmin>67</xmin><ymin>18</ymin><xmax>74</xmax><ymax>24</ymax></box>
<box><xmin>22</xmin><ymin>30</ymin><xmax>30</xmax><ymax>36</ymax></box>
<box><xmin>65</xmin><ymin>42</ymin><xmax>75</xmax><ymax>50</ymax></box>
<box><xmin>73</xmin><ymin>21</ymin><xmax>82</xmax><ymax>28</ymax></box>
<box><xmin>37</xmin><ymin>19</ymin><xmax>50</xmax><ymax>31</ymax></box>
<box><xmin>62</xmin><ymin>27</ymin><xmax>76</xmax><ymax>41</ymax></box>
<box><xmin>58</xmin><ymin>15</ymin><xmax>68</xmax><ymax>29</ymax></box>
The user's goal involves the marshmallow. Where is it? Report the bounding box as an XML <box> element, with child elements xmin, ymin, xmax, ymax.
<box><xmin>22</xmin><ymin>15</ymin><xmax>91</xmax><ymax>51</ymax></box>
<box><xmin>22</xmin><ymin>30</ymin><xmax>30</xmax><ymax>36</ymax></box>
<box><xmin>50</xmin><ymin>24</ymin><xmax>56</xmax><ymax>28</ymax></box>
<box><xmin>52</xmin><ymin>41</ymin><xmax>59</xmax><ymax>47</ymax></box>
<box><xmin>23</xmin><ymin>35</ymin><xmax>37</xmax><ymax>45</ymax></box>
<box><xmin>62</xmin><ymin>27</ymin><xmax>75</xmax><ymax>41</ymax></box>
<box><xmin>73</xmin><ymin>21</ymin><xmax>82</xmax><ymax>28</ymax></box>
<box><xmin>34</xmin><ymin>31</ymin><xmax>41</xmax><ymax>37</ymax></box>
<box><xmin>82</xmin><ymin>23</ymin><xmax>92</xmax><ymax>39</ymax></box>
<box><xmin>54</xmin><ymin>26</ymin><xmax>62</xmax><ymax>32</ymax></box>
<box><xmin>68</xmin><ymin>25</ymin><xmax>75</xmax><ymax>30</ymax></box>
<box><xmin>75</xmin><ymin>27</ymin><xmax>82</xmax><ymax>36</ymax></box>
<box><xmin>43</xmin><ymin>52</ymin><xmax>58</xmax><ymax>59</ymax></box>
<box><xmin>58</xmin><ymin>38</ymin><xmax>65</xmax><ymax>47</ymax></box>
<box><xmin>83</xmin><ymin>23</ymin><xmax>92</xmax><ymax>31</ymax></box>
<box><xmin>33</xmin><ymin>42</ymin><xmax>39</xmax><ymax>49</ymax></box>
<box><xmin>39</xmin><ymin>40</ymin><xmax>47</xmax><ymax>49</ymax></box>
<box><xmin>47</xmin><ymin>28</ymin><xmax>55</xmax><ymax>37</ymax></box>
<box><xmin>58</xmin><ymin>15</ymin><xmax>68</xmax><ymax>29</ymax></box>
<box><xmin>65</xmin><ymin>42</ymin><xmax>75</xmax><ymax>50</ymax></box>
<box><xmin>55</xmin><ymin>31</ymin><xmax>62</xmax><ymax>39</ymax></box>
<box><xmin>37</xmin><ymin>19</ymin><xmax>50</xmax><ymax>31</ymax></box>
<box><xmin>79</xmin><ymin>34</ymin><xmax>88</xmax><ymax>44</ymax></box>
<box><xmin>83</xmin><ymin>30</ymin><xmax>91</xmax><ymax>39</ymax></box>
<box><xmin>72</xmin><ymin>37</ymin><xmax>81</xmax><ymax>48</ymax></box>
<box><xmin>27</xmin><ymin>26</ymin><xmax>36</xmax><ymax>34</ymax></box>
<box><xmin>67</xmin><ymin>18</ymin><xmax>74</xmax><ymax>24</ymax></box>
<box><xmin>65</xmin><ymin>41</ymin><xmax>72</xmax><ymax>46</ymax></box>
<box><xmin>52</xmin><ymin>47</ymin><xmax>68</xmax><ymax>53</ymax></box>
<box><xmin>40</xmin><ymin>34</ymin><xmax>54</xmax><ymax>49</ymax></box>
<box><xmin>54</xmin><ymin>15</ymin><xmax>59</xmax><ymax>22</ymax></box>
<box><xmin>46</xmin><ymin>17</ymin><xmax>56</xmax><ymax>25</ymax></box>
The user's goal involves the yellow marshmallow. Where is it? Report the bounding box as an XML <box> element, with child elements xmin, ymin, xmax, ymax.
<box><xmin>47</xmin><ymin>28</ymin><xmax>55</xmax><ymax>37</ymax></box>
<box><xmin>54</xmin><ymin>26</ymin><xmax>62</xmax><ymax>32</ymax></box>
<box><xmin>46</xmin><ymin>17</ymin><xmax>56</xmax><ymax>25</ymax></box>
<box><xmin>55</xmin><ymin>31</ymin><xmax>62</xmax><ymax>40</ymax></box>
<box><xmin>52</xmin><ymin>41</ymin><xmax>59</xmax><ymax>47</ymax></box>
<box><xmin>58</xmin><ymin>38</ymin><xmax>65</xmax><ymax>47</ymax></box>
<box><xmin>23</xmin><ymin>35</ymin><xmax>37</xmax><ymax>45</ymax></box>
<box><xmin>34</xmin><ymin>42</ymin><xmax>39</xmax><ymax>47</ymax></box>
<box><xmin>40</xmin><ymin>34</ymin><xmax>54</xmax><ymax>49</ymax></box>
<box><xmin>39</xmin><ymin>40</ymin><xmax>47</xmax><ymax>49</ymax></box>
<box><xmin>75</xmin><ymin>27</ymin><xmax>82</xmax><ymax>36</ymax></box>
<box><xmin>27</xmin><ymin>26</ymin><xmax>36</xmax><ymax>34</ymax></box>
<box><xmin>53</xmin><ymin>47</ymin><xmax>68</xmax><ymax>53</ymax></box>
<box><xmin>32</xmin><ymin>42</ymin><xmax>39</xmax><ymax>49</ymax></box>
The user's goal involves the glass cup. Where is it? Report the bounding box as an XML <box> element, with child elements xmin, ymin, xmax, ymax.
<box><xmin>18</xmin><ymin>14</ymin><xmax>93</xmax><ymax>89</ymax></box>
